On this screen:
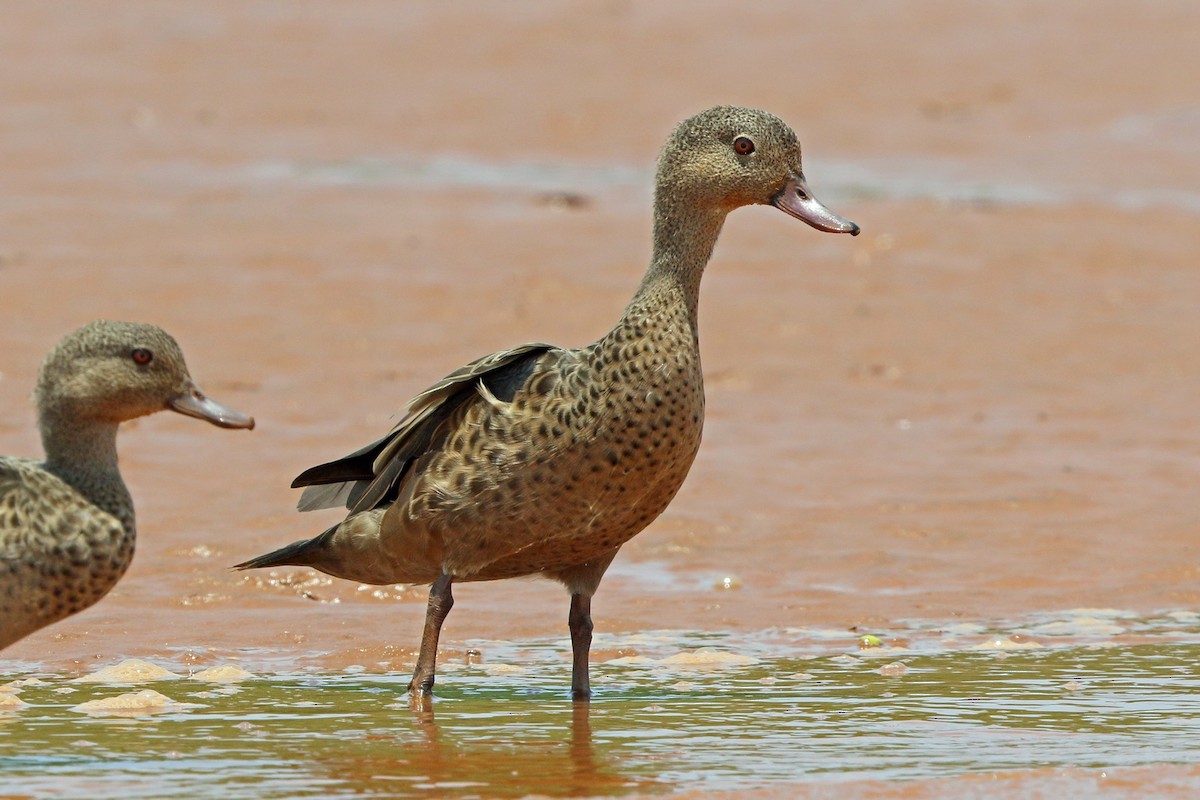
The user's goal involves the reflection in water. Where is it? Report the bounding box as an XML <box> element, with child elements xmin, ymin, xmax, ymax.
<box><xmin>312</xmin><ymin>688</ymin><xmax>638</xmax><ymax>797</ymax></box>
<box><xmin>568</xmin><ymin>701</ymin><xmax>634</xmax><ymax>795</ymax></box>
<box><xmin>569</xmin><ymin>701</ymin><xmax>598</xmax><ymax>793</ymax></box>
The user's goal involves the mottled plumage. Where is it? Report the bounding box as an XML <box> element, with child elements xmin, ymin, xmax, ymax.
<box><xmin>0</xmin><ymin>321</ymin><xmax>254</xmax><ymax>650</ymax></box>
<box><xmin>237</xmin><ymin>106</ymin><xmax>859</xmax><ymax>698</ymax></box>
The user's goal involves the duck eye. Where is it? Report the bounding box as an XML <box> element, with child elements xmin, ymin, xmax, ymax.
<box><xmin>733</xmin><ymin>136</ymin><xmax>755</xmax><ymax>156</ymax></box>
<box><xmin>131</xmin><ymin>348</ymin><xmax>154</xmax><ymax>366</ymax></box>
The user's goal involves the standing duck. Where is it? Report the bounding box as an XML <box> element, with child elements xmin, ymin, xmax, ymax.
<box><xmin>237</xmin><ymin>106</ymin><xmax>859</xmax><ymax>699</ymax></box>
<box><xmin>1</xmin><ymin>321</ymin><xmax>254</xmax><ymax>650</ymax></box>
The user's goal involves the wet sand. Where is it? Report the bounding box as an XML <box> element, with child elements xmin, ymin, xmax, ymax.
<box><xmin>2</xmin><ymin>1</ymin><xmax>1199</xmax><ymax>795</ymax></box>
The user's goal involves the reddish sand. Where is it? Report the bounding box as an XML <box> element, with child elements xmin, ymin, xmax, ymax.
<box><xmin>1</xmin><ymin>0</ymin><xmax>1198</xmax><ymax>792</ymax></box>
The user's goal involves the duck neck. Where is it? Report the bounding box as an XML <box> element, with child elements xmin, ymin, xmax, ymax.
<box><xmin>625</xmin><ymin>198</ymin><xmax>728</xmax><ymax>327</ymax></box>
<box><xmin>40</xmin><ymin>411</ymin><xmax>134</xmax><ymax>533</ymax></box>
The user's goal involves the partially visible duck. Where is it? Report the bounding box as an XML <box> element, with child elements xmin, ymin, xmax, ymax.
<box><xmin>237</xmin><ymin>106</ymin><xmax>859</xmax><ymax>699</ymax></box>
<box><xmin>1</xmin><ymin>320</ymin><xmax>254</xmax><ymax>650</ymax></box>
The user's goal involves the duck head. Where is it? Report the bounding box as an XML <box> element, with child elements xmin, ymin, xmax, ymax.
<box><xmin>657</xmin><ymin>105</ymin><xmax>859</xmax><ymax>235</ymax></box>
<box><xmin>35</xmin><ymin>320</ymin><xmax>255</xmax><ymax>430</ymax></box>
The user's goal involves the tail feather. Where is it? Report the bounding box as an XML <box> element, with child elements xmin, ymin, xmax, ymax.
<box><xmin>233</xmin><ymin>527</ymin><xmax>335</xmax><ymax>571</ymax></box>
<box><xmin>297</xmin><ymin>481</ymin><xmax>357</xmax><ymax>512</ymax></box>
<box><xmin>291</xmin><ymin>436</ymin><xmax>389</xmax><ymax>488</ymax></box>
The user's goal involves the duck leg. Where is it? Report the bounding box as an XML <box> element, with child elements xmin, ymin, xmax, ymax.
<box><xmin>409</xmin><ymin>572</ymin><xmax>454</xmax><ymax>695</ymax></box>
<box><xmin>569</xmin><ymin>592</ymin><xmax>594</xmax><ymax>700</ymax></box>
<box><xmin>556</xmin><ymin>550</ymin><xmax>618</xmax><ymax>701</ymax></box>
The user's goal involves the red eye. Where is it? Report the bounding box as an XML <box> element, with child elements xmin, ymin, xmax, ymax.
<box><xmin>733</xmin><ymin>136</ymin><xmax>755</xmax><ymax>155</ymax></box>
<box><xmin>131</xmin><ymin>348</ymin><xmax>153</xmax><ymax>365</ymax></box>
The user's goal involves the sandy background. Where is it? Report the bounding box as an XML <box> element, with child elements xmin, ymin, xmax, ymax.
<box><xmin>1</xmin><ymin>0</ymin><xmax>1198</xmax><ymax>697</ymax></box>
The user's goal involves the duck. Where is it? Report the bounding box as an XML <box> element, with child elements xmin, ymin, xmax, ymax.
<box><xmin>236</xmin><ymin>106</ymin><xmax>859</xmax><ymax>699</ymax></box>
<box><xmin>0</xmin><ymin>320</ymin><xmax>254</xmax><ymax>650</ymax></box>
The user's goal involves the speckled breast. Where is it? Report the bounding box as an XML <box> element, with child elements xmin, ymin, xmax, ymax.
<box><xmin>435</xmin><ymin>313</ymin><xmax>706</xmax><ymax>581</ymax></box>
<box><xmin>0</xmin><ymin>462</ymin><xmax>136</xmax><ymax>648</ymax></box>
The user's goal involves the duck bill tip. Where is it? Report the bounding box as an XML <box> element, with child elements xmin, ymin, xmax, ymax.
<box><xmin>772</xmin><ymin>176</ymin><xmax>860</xmax><ymax>236</ymax></box>
<box><xmin>169</xmin><ymin>385</ymin><xmax>255</xmax><ymax>430</ymax></box>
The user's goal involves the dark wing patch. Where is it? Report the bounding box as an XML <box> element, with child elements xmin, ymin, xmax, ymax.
<box><xmin>480</xmin><ymin>354</ymin><xmax>543</xmax><ymax>402</ymax></box>
<box><xmin>294</xmin><ymin>343</ymin><xmax>557</xmax><ymax>514</ymax></box>
<box><xmin>292</xmin><ymin>435</ymin><xmax>391</xmax><ymax>488</ymax></box>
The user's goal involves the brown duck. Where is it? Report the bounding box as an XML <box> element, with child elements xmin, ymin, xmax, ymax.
<box><xmin>237</xmin><ymin>106</ymin><xmax>859</xmax><ymax>699</ymax></box>
<box><xmin>1</xmin><ymin>321</ymin><xmax>254</xmax><ymax>650</ymax></box>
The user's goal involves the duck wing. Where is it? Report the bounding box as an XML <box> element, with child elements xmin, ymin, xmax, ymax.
<box><xmin>293</xmin><ymin>342</ymin><xmax>558</xmax><ymax>514</ymax></box>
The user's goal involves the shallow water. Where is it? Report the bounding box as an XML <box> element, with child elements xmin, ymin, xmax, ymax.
<box><xmin>5</xmin><ymin>614</ymin><xmax>1200</xmax><ymax>798</ymax></box>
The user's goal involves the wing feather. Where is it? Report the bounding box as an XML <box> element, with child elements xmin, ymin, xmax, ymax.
<box><xmin>294</xmin><ymin>343</ymin><xmax>557</xmax><ymax>513</ymax></box>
